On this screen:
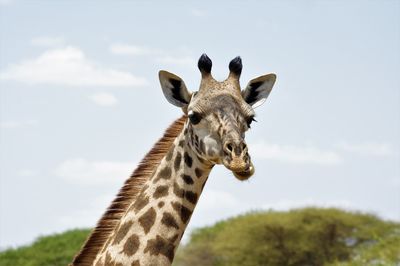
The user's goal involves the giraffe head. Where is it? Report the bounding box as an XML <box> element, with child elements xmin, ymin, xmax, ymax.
<box><xmin>159</xmin><ymin>54</ymin><xmax>276</xmax><ymax>180</ymax></box>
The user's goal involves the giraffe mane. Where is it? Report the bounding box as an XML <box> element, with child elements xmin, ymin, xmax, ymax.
<box><xmin>71</xmin><ymin>115</ymin><xmax>187</xmax><ymax>266</ymax></box>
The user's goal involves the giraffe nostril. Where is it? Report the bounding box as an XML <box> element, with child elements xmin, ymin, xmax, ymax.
<box><xmin>226</xmin><ymin>143</ymin><xmax>233</xmax><ymax>152</ymax></box>
<box><xmin>241</xmin><ymin>142</ymin><xmax>247</xmax><ymax>151</ymax></box>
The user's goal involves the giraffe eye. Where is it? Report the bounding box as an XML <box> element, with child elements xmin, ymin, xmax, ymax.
<box><xmin>246</xmin><ymin>116</ymin><xmax>256</xmax><ymax>128</ymax></box>
<box><xmin>188</xmin><ymin>111</ymin><xmax>202</xmax><ymax>125</ymax></box>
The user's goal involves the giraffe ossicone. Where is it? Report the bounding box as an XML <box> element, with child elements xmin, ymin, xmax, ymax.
<box><xmin>71</xmin><ymin>54</ymin><xmax>276</xmax><ymax>266</ymax></box>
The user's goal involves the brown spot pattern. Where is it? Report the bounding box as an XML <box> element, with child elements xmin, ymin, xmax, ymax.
<box><xmin>144</xmin><ymin>235</ymin><xmax>175</xmax><ymax>263</ymax></box>
<box><xmin>161</xmin><ymin>212</ymin><xmax>179</xmax><ymax>229</ymax></box>
<box><xmin>122</xmin><ymin>234</ymin><xmax>140</xmax><ymax>256</ymax></box>
<box><xmin>153</xmin><ymin>166</ymin><xmax>172</xmax><ymax>183</ymax></box>
<box><xmin>195</xmin><ymin>168</ymin><xmax>203</xmax><ymax>178</ymax></box>
<box><xmin>159</xmin><ymin>166</ymin><xmax>172</xmax><ymax>179</ymax></box>
<box><xmin>174</xmin><ymin>152</ymin><xmax>182</xmax><ymax>171</ymax></box>
<box><xmin>182</xmin><ymin>174</ymin><xmax>194</xmax><ymax>185</ymax></box>
<box><xmin>166</xmin><ymin>145</ymin><xmax>174</xmax><ymax>161</ymax></box>
<box><xmin>113</xmin><ymin>220</ymin><xmax>133</xmax><ymax>245</ymax></box>
<box><xmin>178</xmin><ymin>139</ymin><xmax>185</xmax><ymax>147</ymax></box>
<box><xmin>153</xmin><ymin>185</ymin><xmax>169</xmax><ymax>199</ymax></box>
<box><xmin>173</xmin><ymin>182</ymin><xmax>184</xmax><ymax>198</ymax></box>
<box><xmin>169</xmin><ymin>233</ymin><xmax>179</xmax><ymax>243</ymax></box>
<box><xmin>132</xmin><ymin>194</ymin><xmax>149</xmax><ymax>213</ymax></box>
<box><xmin>158</xmin><ymin>201</ymin><xmax>165</xmax><ymax>208</ymax></box>
<box><xmin>185</xmin><ymin>191</ymin><xmax>198</xmax><ymax>204</ymax></box>
<box><xmin>172</xmin><ymin>202</ymin><xmax>192</xmax><ymax>224</ymax></box>
<box><xmin>139</xmin><ymin>207</ymin><xmax>156</xmax><ymax>234</ymax></box>
<box><xmin>131</xmin><ymin>260</ymin><xmax>140</xmax><ymax>266</ymax></box>
<box><xmin>184</xmin><ymin>152</ymin><xmax>193</xmax><ymax>167</ymax></box>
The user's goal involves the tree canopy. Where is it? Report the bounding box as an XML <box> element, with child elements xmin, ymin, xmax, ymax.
<box><xmin>0</xmin><ymin>208</ymin><xmax>398</xmax><ymax>266</ymax></box>
<box><xmin>173</xmin><ymin>208</ymin><xmax>400</xmax><ymax>266</ymax></box>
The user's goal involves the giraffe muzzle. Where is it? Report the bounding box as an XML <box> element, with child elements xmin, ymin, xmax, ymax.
<box><xmin>222</xmin><ymin>140</ymin><xmax>255</xmax><ymax>180</ymax></box>
<box><xmin>232</xmin><ymin>161</ymin><xmax>255</xmax><ymax>181</ymax></box>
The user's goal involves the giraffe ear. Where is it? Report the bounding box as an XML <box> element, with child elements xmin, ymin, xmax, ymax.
<box><xmin>242</xmin><ymin>73</ymin><xmax>276</xmax><ymax>108</ymax></box>
<box><xmin>159</xmin><ymin>70</ymin><xmax>192</xmax><ymax>108</ymax></box>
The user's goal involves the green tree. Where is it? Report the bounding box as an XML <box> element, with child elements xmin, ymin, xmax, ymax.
<box><xmin>174</xmin><ymin>208</ymin><xmax>400</xmax><ymax>266</ymax></box>
<box><xmin>0</xmin><ymin>229</ymin><xmax>89</xmax><ymax>266</ymax></box>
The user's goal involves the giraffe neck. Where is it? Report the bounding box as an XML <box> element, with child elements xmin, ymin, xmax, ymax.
<box><xmin>94</xmin><ymin>123</ymin><xmax>213</xmax><ymax>266</ymax></box>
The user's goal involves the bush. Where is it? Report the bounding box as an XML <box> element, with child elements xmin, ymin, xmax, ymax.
<box><xmin>0</xmin><ymin>229</ymin><xmax>90</xmax><ymax>266</ymax></box>
<box><xmin>173</xmin><ymin>208</ymin><xmax>400</xmax><ymax>266</ymax></box>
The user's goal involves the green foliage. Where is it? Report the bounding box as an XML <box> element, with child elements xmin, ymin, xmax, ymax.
<box><xmin>173</xmin><ymin>208</ymin><xmax>400</xmax><ymax>266</ymax></box>
<box><xmin>0</xmin><ymin>229</ymin><xmax>90</xmax><ymax>266</ymax></box>
<box><xmin>1</xmin><ymin>209</ymin><xmax>398</xmax><ymax>266</ymax></box>
<box><xmin>328</xmin><ymin>231</ymin><xmax>400</xmax><ymax>266</ymax></box>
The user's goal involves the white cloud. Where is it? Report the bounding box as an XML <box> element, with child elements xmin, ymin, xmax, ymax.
<box><xmin>0</xmin><ymin>119</ymin><xmax>38</xmax><ymax>129</ymax></box>
<box><xmin>57</xmin><ymin>194</ymin><xmax>114</xmax><ymax>228</ymax></box>
<box><xmin>250</xmin><ymin>141</ymin><xmax>342</xmax><ymax>165</ymax></box>
<box><xmin>89</xmin><ymin>92</ymin><xmax>118</xmax><ymax>106</ymax></box>
<box><xmin>110</xmin><ymin>43</ymin><xmax>160</xmax><ymax>56</ymax></box>
<box><xmin>30</xmin><ymin>36</ymin><xmax>65</xmax><ymax>47</ymax></box>
<box><xmin>55</xmin><ymin>158</ymin><xmax>134</xmax><ymax>185</ymax></box>
<box><xmin>336</xmin><ymin>141</ymin><xmax>396</xmax><ymax>156</ymax></box>
<box><xmin>0</xmin><ymin>46</ymin><xmax>147</xmax><ymax>87</ymax></box>
<box><xmin>156</xmin><ymin>55</ymin><xmax>196</xmax><ymax>66</ymax></box>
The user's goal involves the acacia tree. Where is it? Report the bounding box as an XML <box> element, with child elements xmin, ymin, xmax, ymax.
<box><xmin>173</xmin><ymin>208</ymin><xmax>400</xmax><ymax>266</ymax></box>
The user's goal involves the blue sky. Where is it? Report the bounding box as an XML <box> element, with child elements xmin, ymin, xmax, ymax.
<box><xmin>0</xmin><ymin>0</ymin><xmax>399</xmax><ymax>248</ymax></box>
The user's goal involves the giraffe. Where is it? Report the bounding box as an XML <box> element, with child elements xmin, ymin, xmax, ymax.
<box><xmin>71</xmin><ymin>54</ymin><xmax>276</xmax><ymax>266</ymax></box>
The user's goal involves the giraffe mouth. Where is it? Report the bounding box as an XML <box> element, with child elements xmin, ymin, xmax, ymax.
<box><xmin>232</xmin><ymin>163</ymin><xmax>254</xmax><ymax>181</ymax></box>
<box><xmin>222</xmin><ymin>154</ymin><xmax>255</xmax><ymax>181</ymax></box>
